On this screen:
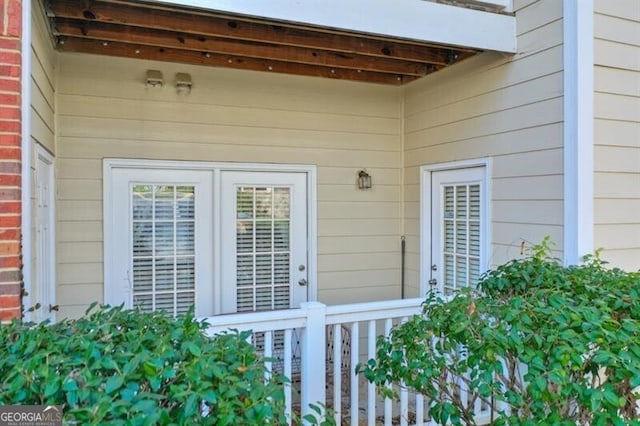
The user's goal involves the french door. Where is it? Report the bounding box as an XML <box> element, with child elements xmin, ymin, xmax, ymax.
<box><xmin>106</xmin><ymin>169</ymin><xmax>214</xmax><ymax>316</ymax></box>
<box><xmin>429</xmin><ymin>167</ymin><xmax>487</xmax><ymax>296</ymax></box>
<box><xmin>105</xmin><ymin>164</ymin><xmax>309</xmax><ymax>317</ymax></box>
<box><xmin>221</xmin><ymin>171</ymin><xmax>308</xmax><ymax>313</ymax></box>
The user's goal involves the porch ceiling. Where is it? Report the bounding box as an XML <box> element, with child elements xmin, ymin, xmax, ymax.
<box><xmin>44</xmin><ymin>0</ymin><xmax>481</xmax><ymax>85</ymax></box>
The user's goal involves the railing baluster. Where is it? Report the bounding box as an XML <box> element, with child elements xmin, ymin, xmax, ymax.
<box><xmin>416</xmin><ymin>393</ymin><xmax>424</xmax><ymax>426</ymax></box>
<box><xmin>368</xmin><ymin>320</ymin><xmax>376</xmax><ymax>425</ymax></box>
<box><xmin>264</xmin><ymin>330</ymin><xmax>273</xmax><ymax>381</ymax></box>
<box><xmin>284</xmin><ymin>328</ymin><xmax>292</xmax><ymax>425</ymax></box>
<box><xmin>399</xmin><ymin>385</ymin><xmax>408</xmax><ymax>426</ymax></box>
<box><xmin>350</xmin><ymin>321</ymin><xmax>360</xmax><ymax>426</ymax></box>
<box><xmin>333</xmin><ymin>323</ymin><xmax>341</xmax><ymax>425</ymax></box>
<box><xmin>384</xmin><ymin>318</ymin><xmax>393</xmax><ymax>426</ymax></box>
<box><xmin>400</xmin><ymin>316</ymin><xmax>408</xmax><ymax>426</ymax></box>
<box><xmin>460</xmin><ymin>373</ymin><xmax>469</xmax><ymax>415</ymax></box>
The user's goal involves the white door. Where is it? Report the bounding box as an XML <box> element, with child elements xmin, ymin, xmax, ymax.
<box><xmin>106</xmin><ymin>169</ymin><xmax>214</xmax><ymax>316</ymax></box>
<box><xmin>33</xmin><ymin>146</ymin><xmax>56</xmax><ymax>322</ymax></box>
<box><xmin>221</xmin><ymin>172</ymin><xmax>308</xmax><ymax>313</ymax></box>
<box><xmin>430</xmin><ymin>167</ymin><xmax>486</xmax><ymax>296</ymax></box>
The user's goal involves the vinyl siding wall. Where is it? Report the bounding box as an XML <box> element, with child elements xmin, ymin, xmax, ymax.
<box><xmin>29</xmin><ymin>3</ymin><xmax>56</xmax><ymax>311</ymax></box>
<box><xmin>55</xmin><ymin>54</ymin><xmax>403</xmax><ymax>318</ymax></box>
<box><xmin>402</xmin><ymin>0</ymin><xmax>565</xmax><ymax>296</ymax></box>
<box><xmin>593</xmin><ymin>0</ymin><xmax>640</xmax><ymax>271</ymax></box>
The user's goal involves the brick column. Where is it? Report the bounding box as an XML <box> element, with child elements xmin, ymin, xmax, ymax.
<box><xmin>0</xmin><ymin>0</ymin><xmax>23</xmax><ymax>321</ymax></box>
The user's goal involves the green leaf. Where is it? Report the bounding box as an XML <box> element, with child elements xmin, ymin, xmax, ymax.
<box><xmin>101</xmin><ymin>357</ymin><xmax>119</xmax><ymax>370</ymax></box>
<box><xmin>43</xmin><ymin>380</ymin><xmax>59</xmax><ymax>398</ymax></box>
<box><xmin>62</xmin><ymin>379</ymin><xmax>78</xmax><ymax>392</ymax></box>
<box><xmin>185</xmin><ymin>342</ymin><xmax>202</xmax><ymax>357</ymax></box>
<box><xmin>184</xmin><ymin>393</ymin><xmax>198</xmax><ymax>417</ymax></box>
<box><xmin>534</xmin><ymin>375</ymin><xmax>547</xmax><ymax>391</ymax></box>
<box><xmin>105</xmin><ymin>375</ymin><xmax>124</xmax><ymax>394</ymax></box>
<box><xmin>603</xmin><ymin>389</ymin><xmax>623</xmax><ymax>407</ymax></box>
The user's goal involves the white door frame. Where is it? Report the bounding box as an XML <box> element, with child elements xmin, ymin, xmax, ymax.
<box><xmin>420</xmin><ymin>158</ymin><xmax>491</xmax><ymax>296</ymax></box>
<box><xmin>30</xmin><ymin>144</ymin><xmax>56</xmax><ymax>322</ymax></box>
<box><xmin>103</xmin><ymin>159</ymin><xmax>318</xmax><ymax>313</ymax></box>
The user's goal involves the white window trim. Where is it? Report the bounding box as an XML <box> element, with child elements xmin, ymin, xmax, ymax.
<box><xmin>419</xmin><ymin>158</ymin><xmax>492</xmax><ymax>296</ymax></box>
<box><xmin>103</xmin><ymin>159</ymin><xmax>318</xmax><ymax>312</ymax></box>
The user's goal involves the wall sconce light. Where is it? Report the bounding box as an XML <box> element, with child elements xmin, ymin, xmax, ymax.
<box><xmin>175</xmin><ymin>73</ymin><xmax>192</xmax><ymax>95</ymax></box>
<box><xmin>357</xmin><ymin>170</ymin><xmax>372</xmax><ymax>190</ymax></box>
<box><xmin>145</xmin><ymin>69</ymin><xmax>164</xmax><ymax>88</ymax></box>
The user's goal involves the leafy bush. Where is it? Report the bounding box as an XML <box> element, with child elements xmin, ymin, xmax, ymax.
<box><xmin>360</xmin><ymin>240</ymin><xmax>640</xmax><ymax>425</ymax></box>
<box><xmin>0</xmin><ymin>305</ymin><xmax>288</xmax><ymax>425</ymax></box>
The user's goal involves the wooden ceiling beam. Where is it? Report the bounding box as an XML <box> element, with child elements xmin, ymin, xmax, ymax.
<box><xmin>57</xmin><ymin>37</ymin><xmax>422</xmax><ymax>85</ymax></box>
<box><xmin>47</xmin><ymin>0</ymin><xmax>475</xmax><ymax>64</ymax></box>
<box><xmin>53</xmin><ymin>19</ymin><xmax>432</xmax><ymax>75</ymax></box>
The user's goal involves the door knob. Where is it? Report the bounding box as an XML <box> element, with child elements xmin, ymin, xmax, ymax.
<box><xmin>298</xmin><ymin>278</ymin><xmax>307</xmax><ymax>286</ymax></box>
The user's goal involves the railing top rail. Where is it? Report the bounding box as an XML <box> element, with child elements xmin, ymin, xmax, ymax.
<box><xmin>200</xmin><ymin>308</ymin><xmax>307</xmax><ymax>336</ymax></box>
<box><xmin>325</xmin><ymin>297</ymin><xmax>423</xmax><ymax>324</ymax></box>
<box><xmin>200</xmin><ymin>297</ymin><xmax>426</xmax><ymax>335</ymax></box>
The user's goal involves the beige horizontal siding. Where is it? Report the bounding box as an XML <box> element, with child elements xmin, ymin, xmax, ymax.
<box><xmin>318</xmin><ymin>286</ymin><xmax>400</xmax><ymax>305</ymax></box>
<box><xmin>318</xmin><ymin>236</ymin><xmax>401</xmax><ymax>254</ymax></box>
<box><xmin>594</xmin><ymin>0</ymin><xmax>640</xmax><ymax>23</ymax></box>
<box><xmin>57</xmin><ymin>136</ymin><xmax>400</xmax><ymax>168</ymax></box>
<box><xmin>492</xmin><ymin>222</ymin><xmax>563</xmax><ymax>248</ymax></box>
<box><xmin>595</xmin><ymin>225</ymin><xmax>640</xmax><ymax>250</ymax></box>
<box><xmin>55</xmin><ymin>53</ymin><xmax>402</xmax><ymax>317</ymax></box>
<box><xmin>402</xmin><ymin>0</ymin><xmax>566</xmax><ymax>288</ymax></box>
<box><xmin>30</xmin><ymin>8</ymin><xmax>55</xmax><ymax>154</ymax></box>
<box><xmin>593</xmin><ymin>0</ymin><xmax>640</xmax><ymax>270</ymax></box>
<box><xmin>492</xmin><ymin>175</ymin><xmax>563</xmax><ymax>200</ymax></box>
<box><xmin>57</xmin><ymin>263</ymin><xmax>102</xmax><ymax>286</ymax></box>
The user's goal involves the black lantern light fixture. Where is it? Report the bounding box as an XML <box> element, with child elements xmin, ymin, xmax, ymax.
<box><xmin>357</xmin><ymin>170</ymin><xmax>372</xmax><ymax>190</ymax></box>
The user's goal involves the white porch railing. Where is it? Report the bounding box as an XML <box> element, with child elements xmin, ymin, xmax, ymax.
<box><xmin>203</xmin><ymin>298</ymin><xmax>493</xmax><ymax>425</ymax></box>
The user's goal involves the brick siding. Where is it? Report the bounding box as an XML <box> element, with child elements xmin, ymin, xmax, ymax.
<box><xmin>0</xmin><ymin>0</ymin><xmax>22</xmax><ymax>322</ymax></box>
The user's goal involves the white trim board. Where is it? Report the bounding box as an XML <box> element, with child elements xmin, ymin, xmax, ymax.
<box><xmin>563</xmin><ymin>0</ymin><xmax>594</xmax><ymax>265</ymax></box>
<box><xmin>155</xmin><ymin>0</ymin><xmax>516</xmax><ymax>52</ymax></box>
<box><xmin>419</xmin><ymin>158</ymin><xmax>492</xmax><ymax>296</ymax></box>
<box><xmin>21</xmin><ymin>0</ymin><xmax>33</xmax><ymax>320</ymax></box>
<box><xmin>103</xmin><ymin>159</ymin><xmax>319</xmax><ymax>311</ymax></box>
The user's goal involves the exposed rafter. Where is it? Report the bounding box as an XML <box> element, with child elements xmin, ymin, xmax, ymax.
<box><xmin>45</xmin><ymin>0</ymin><xmax>481</xmax><ymax>84</ymax></box>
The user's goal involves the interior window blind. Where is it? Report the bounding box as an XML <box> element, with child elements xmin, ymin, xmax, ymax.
<box><xmin>236</xmin><ymin>186</ymin><xmax>291</xmax><ymax>312</ymax></box>
<box><xmin>443</xmin><ymin>183</ymin><xmax>481</xmax><ymax>295</ymax></box>
<box><xmin>131</xmin><ymin>185</ymin><xmax>196</xmax><ymax>316</ymax></box>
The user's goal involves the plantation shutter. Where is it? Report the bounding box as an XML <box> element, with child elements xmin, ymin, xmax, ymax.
<box><xmin>442</xmin><ymin>183</ymin><xmax>481</xmax><ymax>295</ymax></box>
<box><xmin>131</xmin><ymin>185</ymin><xmax>196</xmax><ymax>316</ymax></box>
<box><xmin>235</xmin><ymin>186</ymin><xmax>292</xmax><ymax>312</ymax></box>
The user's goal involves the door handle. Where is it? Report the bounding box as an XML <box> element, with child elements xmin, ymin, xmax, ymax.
<box><xmin>428</xmin><ymin>278</ymin><xmax>437</xmax><ymax>287</ymax></box>
<box><xmin>298</xmin><ymin>278</ymin><xmax>307</xmax><ymax>286</ymax></box>
<box><xmin>49</xmin><ymin>304</ymin><xmax>59</xmax><ymax>312</ymax></box>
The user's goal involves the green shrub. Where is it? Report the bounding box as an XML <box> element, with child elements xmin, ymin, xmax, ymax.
<box><xmin>360</xmin><ymin>240</ymin><xmax>640</xmax><ymax>425</ymax></box>
<box><xmin>0</xmin><ymin>305</ymin><xmax>288</xmax><ymax>425</ymax></box>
